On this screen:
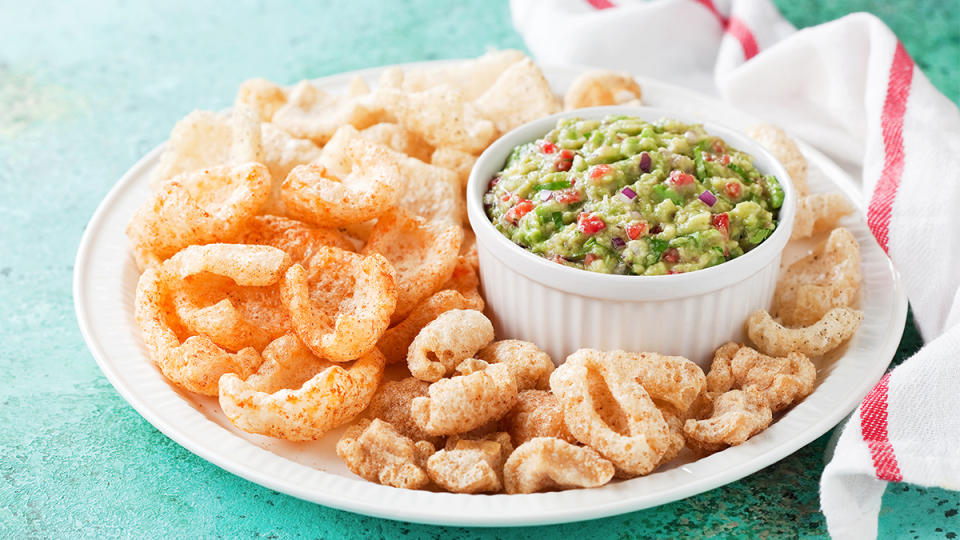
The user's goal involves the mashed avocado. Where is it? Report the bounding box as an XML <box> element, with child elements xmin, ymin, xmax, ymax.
<box><xmin>483</xmin><ymin>116</ymin><xmax>782</xmax><ymax>275</ymax></box>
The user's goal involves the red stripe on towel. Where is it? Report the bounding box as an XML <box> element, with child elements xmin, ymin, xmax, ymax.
<box><xmin>586</xmin><ymin>0</ymin><xmax>616</xmax><ymax>9</ymax></box>
<box><xmin>693</xmin><ymin>0</ymin><xmax>759</xmax><ymax>59</ymax></box>
<box><xmin>860</xmin><ymin>373</ymin><xmax>903</xmax><ymax>482</ymax></box>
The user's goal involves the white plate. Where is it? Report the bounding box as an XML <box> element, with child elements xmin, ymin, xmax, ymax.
<box><xmin>73</xmin><ymin>61</ymin><xmax>907</xmax><ymax>527</ymax></box>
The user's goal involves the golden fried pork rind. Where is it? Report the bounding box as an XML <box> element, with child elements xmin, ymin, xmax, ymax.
<box><xmin>473</xmin><ymin>58</ymin><xmax>560</xmax><ymax>134</ymax></box>
<box><xmin>219</xmin><ymin>338</ymin><xmax>384</xmax><ymax>440</ymax></box>
<box><xmin>259</xmin><ymin>123</ymin><xmax>323</xmax><ymax>215</ymax></box>
<box><xmin>430</xmin><ymin>147</ymin><xmax>477</xmax><ymax>190</ymax></box>
<box><xmin>630</xmin><ymin>352</ymin><xmax>706</xmax><ymax>413</ymax></box>
<box><xmin>745</xmin><ymin>124</ymin><xmax>809</xmax><ymax>197</ymax></box>
<box><xmin>379</xmin><ymin>84</ymin><xmax>497</xmax><ymax>155</ymax></box>
<box><xmin>792</xmin><ymin>194</ymin><xmax>856</xmax><ymax>240</ymax></box>
<box><xmin>411</xmin><ymin>362</ymin><xmax>518</xmax><ymax>436</ymax></box>
<box><xmin>426</xmin><ymin>436</ymin><xmax>510</xmax><ymax>493</ymax></box>
<box><xmin>407</xmin><ymin>309</ymin><xmax>494</xmax><ymax>382</ymax></box>
<box><xmin>361</xmin><ymin>377</ymin><xmax>440</xmax><ymax>446</ymax></box>
<box><xmin>280</xmin><ymin>246</ymin><xmax>397</xmax><ymax>362</ymax></box>
<box><xmin>271</xmin><ymin>79</ymin><xmax>383</xmax><ymax>145</ymax></box>
<box><xmin>238</xmin><ymin>214</ymin><xmax>354</xmax><ymax>265</ymax></box>
<box><xmin>774</xmin><ymin>227</ymin><xmax>862</xmax><ymax>326</ymax></box>
<box><xmin>501</xmin><ymin>390</ymin><xmax>576</xmax><ymax>446</ymax></box>
<box><xmin>282</xmin><ymin>137</ymin><xmax>401</xmax><ymax>227</ymax></box>
<box><xmin>150</xmin><ymin>106</ymin><xmax>264</xmax><ymax>190</ymax></box>
<box><xmin>683</xmin><ymin>390</ymin><xmax>773</xmax><ymax>452</ymax></box>
<box><xmin>476</xmin><ymin>340</ymin><xmax>555</xmax><ymax>392</ymax></box>
<box><xmin>747</xmin><ymin>307</ymin><xmax>863</xmax><ymax>358</ymax></box>
<box><xmin>705</xmin><ymin>343</ymin><xmax>816</xmax><ymax>412</ymax></box>
<box><xmin>362</xmin><ymin>208</ymin><xmax>463</xmax><ymax>320</ymax></box>
<box><xmin>128</xmin><ymin>162</ymin><xmax>271</xmax><ymax>269</ymax></box>
<box><xmin>235</xmin><ymin>78</ymin><xmax>288</xmax><ymax>122</ymax></box>
<box><xmin>504</xmin><ymin>437</ymin><xmax>615</xmax><ymax>494</ymax></box>
<box><xmin>392</xmin><ymin>50</ymin><xmax>527</xmax><ymax>100</ymax></box>
<box><xmin>360</xmin><ymin>122</ymin><xmax>433</xmax><ymax>163</ymax></box>
<box><xmin>376</xmin><ymin>288</ymin><xmax>484</xmax><ymax>365</ymax></box>
<box><xmin>549</xmin><ymin>349</ymin><xmax>684</xmax><ymax>477</ymax></box>
<box><xmin>336</xmin><ymin>418</ymin><xmax>435</xmax><ymax>490</ymax></box>
<box><xmin>563</xmin><ymin>70</ymin><xmax>643</xmax><ymax>110</ymax></box>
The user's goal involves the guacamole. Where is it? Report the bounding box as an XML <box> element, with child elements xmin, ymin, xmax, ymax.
<box><xmin>483</xmin><ymin>116</ymin><xmax>782</xmax><ymax>276</ymax></box>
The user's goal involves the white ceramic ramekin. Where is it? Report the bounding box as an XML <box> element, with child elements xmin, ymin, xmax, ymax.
<box><xmin>466</xmin><ymin>106</ymin><xmax>796</xmax><ymax>369</ymax></box>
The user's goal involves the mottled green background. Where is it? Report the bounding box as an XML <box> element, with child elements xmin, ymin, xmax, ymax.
<box><xmin>1</xmin><ymin>1</ymin><xmax>958</xmax><ymax>538</ymax></box>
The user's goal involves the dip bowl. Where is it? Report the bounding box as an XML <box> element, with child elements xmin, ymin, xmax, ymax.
<box><xmin>466</xmin><ymin>106</ymin><xmax>796</xmax><ymax>369</ymax></box>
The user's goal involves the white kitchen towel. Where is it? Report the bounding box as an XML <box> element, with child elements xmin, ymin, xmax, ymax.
<box><xmin>510</xmin><ymin>1</ymin><xmax>960</xmax><ymax>538</ymax></box>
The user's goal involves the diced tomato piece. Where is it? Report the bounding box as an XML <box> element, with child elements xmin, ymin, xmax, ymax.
<box><xmin>555</xmin><ymin>159</ymin><xmax>572</xmax><ymax>172</ymax></box>
<box><xmin>505</xmin><ymin>199</ymin><xmax>534</xmax><ymax>224</ymax></box>
<box><xmin>540</xmin><ymin>141</ymin><xmax>557</xmax><ymax>154</ymax></box>
<box><xmin>668</xmin><ymin>170</ymin><xmax>695</xmax><ymax>187</ymax></box>
<box><xmin>712</xmin><ymin>140</ymin><xmax>724</xmax><ymax>153</ymax></box>
<box><xmin>550</xmin><ymin>254</ymin><xmax>567</xmax><ymax>265</ymax></box>
<box><xmin>720</xmin><ymin>154</ymin><xmax>731</xmax><ymax>165</ymax></box>
<box><xmin>584</xmin><ymin>253</ymin><xmax>600</xmax><ymax>266</ymax></box>
<box><xmin>590</xmin><ymin>164</ymin><xmax>612</xmax><ymax>179</ymax></box>
<box><xmin>577</xmin><ymin>212</ymin><xmax>606</xmax><ymax>235</ymax></box>
<box><xmin>625</xmin><ymin>221</ymin><xmax>649</xmax><ymax>240</ymax></box>
<box><xmin>725</xmin><ymin>181</ymin><xmax>742</xmax><ymax>198</ymax></box>
<box><xmin>661</xmin><ymin>248</ymin><xmax>679</xmax><ymax>264</ymax></box>
<box><xmin>559</xmin><ymin>149</ymin><xmax>575</xmax><ymax>160</ymax></box>
<box><xmin>712</xmin><ymin>213</ymin><xmax>730</xmax><ymax>237</ymax></box>
<box><xmin>501</xmin><ymin>193</ymin><xmax>511</xmax><ymax>202</ymax></box>
<box><xmin>555</xmin><ymin>189</ymin><xmax>582</xmax><ymax>204</ymax></box>
<box><xmin>704</xmin><ymin>153</ymin><xmax>715</xmax><ymax>162</ymax></box>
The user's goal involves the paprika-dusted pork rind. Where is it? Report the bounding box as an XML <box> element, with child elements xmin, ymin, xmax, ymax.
<box><xmin>426</xmin><ymin>437</ymin><xmax>508</xmax><ymax>493</ymax></box>
<box><xmin>745</xmin><ymin>124</ymin><xmax>810</xmax><ymax>197</ymax></box>
<box><xmin>747</xmin><ymin>307</ymin><xmax>863</xmax><ymax>358</ymax></box>
<box><xmin>563</xmin><ymin>70</ymin><xmax>643</xmax><ymax>110</ymax></box>
<box><xmin>501</xmin><ymin>390</ymin><xmax>576</xmax><ymax>445</ymax></box>
<box><xmin>473</xmin><ymin>58</ymin><xmax>560</xmax><ymax>134</ymax></box>
<box><xmin>774</xmin><ymin>227</ymin><xmax>862</xmax><ymax>327</ymax></box>
<box><xmin>378</xmin><ymin>84</ymin><xmax>497</xmax><ymax>154</ymax></box>
<box><xmin>683</xmin><ymin>390</ymin><xmax>773</xmax><ymax>451</ymax></box>
<box><xmin>362</xmin><ymin>207</ymin><xmax>463</xmax><ymax>319</ymax></box>
<box><xmin>407</xmin><ymin>309</ymin><xmax>494</xmax><ymax>382</ymax></box>
<box><xmin>705</xmin><ymin>343</ymin><xmax>816</xmax><ymax>412</ymax></box>
<box><xmin>150</xmin><ymin>106</ymin><xmax>264</xmax><ymax>190</ymax></box>
<box><xmin>127</xmin><ymin>162</ymin><xmax>271</xmax><ymax>269</ymax></box>
<box><xmin>280</xmin><ymin>246</ymin><xmax>397</xmax><ymax>362</ymax></box>
<box><xmin>430</xmin><ymin>146</ymin><xmax>477</xmax><ymax>190</ymax></box>
<box><xmin>235</xmin><ymin>78</ymin><xmax>288</xmax><ymax>122</ymax></box>
<box><xmin>271</xmin><ymin>79</ymin><xmax>384</xmax><ymax>145</ymax></box>
<box><xmin>238</xmin><ymin>215</ymin><xmax>355</xmax><ymax>265</ymax></box>
<box><xmin>792</xmin><ymin>194</ymin><xmax>856</xmax><ymax>240</ymax></box>
<box><xmin>282</xmin><ymin>137</ymin><xmax>401</xmax><ymax>227</ymax></box>
<box><xmin>376</xmin><ymin>288</ymin><xmax>485</xmax><ymax>365</ymax></box>
<box><xmin>259</xmin><ymin>123</ymin><xmax>323</xmax><ymax>215</ymax></box>
<box><xmin>411</xmin><ymin>362</ymin><xmax>519</xmax><ymax>436</ymax></box>
<box><xmin>336</xmin><ymin>418</ymin><xmax>435</xmax><ymax>490</ymax></box>
<box><xmin>361</xmin><ymin>377</ymin><xmax>440</xmax><ymax>446</ymax></box>
<box><xmin>549</xmin><ymin>349</ymin><xmax>683</xmax><ymax>477</ymax></box>
<box><xmin>219</xmin><ymin>341</ymin><xmax>385</xmax><ymax>441</ymax></box>
<box><xmin>503</xmin><ymin>437</ymin><xmax>615</xmax><ymax>494</ymax></box>
<box><xmin>476</xmin><ymin>340</ymin><xmax>555</xmax><ymax>392</ymax></box>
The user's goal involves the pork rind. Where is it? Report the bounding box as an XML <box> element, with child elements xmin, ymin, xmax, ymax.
<box><xmin>280</xmin><ymin>246</ymin><xmax>397</xmax><ymax>362</ymax></box>
<box><xmin>504</xmin><ymin>437</ymin><xmax>615</xmax><ymax>494</ymax></box>
<box><xmin>629</xmin><ymin>352</ymin><xmax>706</xmax><ymax>413</ymax></box>
<box><xmin>746</xmin><ymin>307</ymin><xmax>863</xmax><ymax>358</ymax></box>
<box><xmin>476</xmin><ymin>340</ymin><xmax>554</xmax><ymax>392</ymax></box>
<box><xmin>393</xmin><ymin>49</ymin><xmax>527</xmax><ymax>100</ymax></box>
<box><xmin>549</xmin><ymin>349</ymin><xmax>684</xmax><ymax>477</ymax></box>
<box><xmin>426</xmin><ymin>435</ymin><xmax>510</xmax><ymax>493</ymax></box>
<box><xmin>360</xmin><ymin>122</ymin><xmax>433</xmax><ymax>163</ymax></box>
<box><xmin>376</xmin><ymin>288</ymin><xmax>485</xmax><ymax>365</ymax></box>
<box><xmin>563</xmin><ymin>70</ymin><xmax>643</xmax><ymax>110</ymax></box>
<box><xmin>775</xmin><ymin>227</ymin><xmax>862</xmax><ymax>326</ymax></box>
<box><xmin>150</xmin><ymin>106</ymin><xmax>264</xmax><ymax>190</ymax></box>
<box><xmin>282</xmin><ymin>137</ymin><xmax>401</xmax><ymax>227</ymax></box>
<box><xmin>473</xmin><ymin>58</ymin><xmax>560</xmax><ymax>134</ymax></box>
<box><xmin>459</xmin><ymin>229</ymin><xmax>479</xmax><ymax>272</ymax></box>
<box><xmin>379</xmin><ymin>84</ymin><xmax>497</xmax><ymax>154</ymax></box>
<box><xmin>501</xmin><ymin>390</ymin><xmax>576</xmax><ymax>445</ymax></box>
<box><xmin>361</xmin><ymin>377</ymin><xmax>440</xmax><ymax>445</ymax></box>
<box><xmin>336</xmin><ymin>418</ymin><xmax>435</xmax><ymax>490</ymax></box>
<box><xmin>745</xmin><ymin>124</ymin><xmax>810</xmax><ymax>197</ymax></box>
<box><xmin>683</xmin><ymin>390</ymin><xmax>773</xmax><ymax>451</ymax></box>
<box><xmin>362</xmin><ymin>208</ymin><xmax>463</xmax><ymax>319</ymax></box>
<box><xmin>430</xmin><ymin>147</ymin><xmax>477</xmax><ymax>190</ymax></box>
<box><xmin>792</xmin><ymin>193</ymin><xmax>856</xmax><ymax>240</ymax></box>
<box><xmin>271</xmin><ymin>79</ymin><xmax>383</xmax><ymax>145</ymax></box>
<box><xmin>235</xmin><ymin>78</ymin><xmax>288</xmax><ymax>122</ymax></box>
<box><xmin>259</xmin><ymin>123</ymin><xmax>323</xmax><ymax>215</ymax></box>
<box><xmin>128</xmin><ymin>162</ymin><xmax>271</xmax><ymax>269</ymax></box>
<box><xmin>238</xmin><ymin>215</ymin><xmax>354</xmax><ymax>265</ymax></box>
<box><xmin>219</xmin><ymin>339</ymin><xmax>384</xmax><ymax>440</ymax></box>
<box><xmin>705</xmin><ymin>343</ymin><xmax>816</xmax><ymax>412</ymax></box>
<box><xmin>407</xmin><ymin>309</ymin><xmax>494</xmax><ymax>382</ymax></box>
<box><xmin>411</xmin><ymin>362</ymin><xmax>518</xmax><ymax>436</ymax></box>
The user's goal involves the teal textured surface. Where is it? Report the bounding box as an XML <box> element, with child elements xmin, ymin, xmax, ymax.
<box><xmin>1</xmin><ymin>1</ymin><xmax>958</xmax><ymax>538</ymax></box>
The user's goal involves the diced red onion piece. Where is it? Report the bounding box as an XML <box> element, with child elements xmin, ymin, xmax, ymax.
<box><xmin>621</xmin><ymin>187</ymin><xmax>637</xmax><ymax>200</ymax></box>
<box><xmin>698</xmin><ymin>190</ymin><xmax>717</xmax><ymax>206</ymax></box>
<box><xmin>539</xmin><ymin>191</ymin><xmax>553</xmax><ymax>201</ymax></box>
<box><xmin>612</xmin><ymin>237</ymin><xmax>626</xmax><ymax>249</ymax></box>
<box><xmin>639</xmin><ymin>152</ymin><xmax>652</xmax><ymax>173</ymax></box>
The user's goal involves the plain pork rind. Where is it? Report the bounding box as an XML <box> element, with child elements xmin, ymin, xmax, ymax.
<box><xmin>282</xmin><ymin>137</ymin><xmax>401</xmax><ymax>227</ymax></box>
<box><xmin>704</xmin><ymin>343</ymin><xmax>815</xmax><ymax>413</ymax></box>
<box><xmin>127</xmin><ymin>162</ymin><xmax>271</xmax><ymax>269</ymax></box>
<box><xmin>629</xmin><ymin>352</ymin><xmax>706</xmax><ymax>414</ymax></box>
<box><xmin>563</xmin><ymin>70</ymin><xmax>643</xmax><ymax>110</ymax></box>
<box><xmin>473</xmin><ymin>58</ymin><xmax>560</xmax><ymax>134</ymax></box>
<box><xmin>407</xmin><ymin>309</ymin><xmax>494</xmax><ymax>382</ymax></box>
<box><xmin>549</xmin><ymin>349</ymin><xmax>684</xmax><ymax>477</ymax></box>
<box><xmin>238</xmin><ymin>215</ymin><xmax>355</xmax><ymax>266</ymax></box>
<box><xmin>360</xmin><ymin>122</ymin><xmax>433</xmax><ymax>163</ymax></box>
<box><xmin>271</xmin><ymin>79</ymin><xmax>383</xmax><ymax>145</ymax></box>
<box><xmin>375</xmin><ymin>288</ymin><xmax>485</xmax><ymax>365</ymax></box>
<box><xmin>774</xmin><ymin>227</ymin><xmax>862</xmax><ymax>326</ymax></box>
<box><xmin>501</xmin><ymin>390</ymin><xmax>576</xmax><ymax>445</ymax></box>
<box><xmin>792</xmin><ymin>193</ymin><xmax>856</xmax><ymax>240</ymax></box>
<box><xmin>235</xmin><ymin>78</ymin><xmax>288</xmax><ymax>122</ymax></box>
<box><xmin>746</xmin><ymin>307</ymin><xmax>863</xmax><ymax>358</ymax></box>
<box><xmin>336</xmin><ymin>418</ymin><xmax>435</xmax><ymax>490</ymax></box>
<box><xmin>476</xmin><ymin>340</ymin><xmax>555</xmax><ymax>392</ymax></box>
<box><xmin>745</xmin><ymin>124</ymin><xmax>810</xmax><ymax>197</ymax></box>
<box><xmin>362</xmin><ymin>208</ymin><xmax>463</xmax><ymax>320</ymax></box>
<box><xmin>150</xmin><ymin>106</ymin><xmax>264</xmax><ymax>190</ymax></box>
<box><xmin>430</xmin><ymin>147</ymin><xmax>477</xmax><ymax>190</ymax></box>
<box><xmin>394</xmin><ymin>49</ymin><xmax>527</xmax><ymax>100</ymax></box>
<box><xmin>279</xmin><ymin>246</ymin><xmax>397</xmax><ymax>362</ymax></box>
<box><xmin>683</xmin><ymin>390</ymin><xmax>773</xmax><ymax>452</ymax></box>
<box><xmin>411</xmin><ymin>362</ymin><xmax>519</xmax><ymax>436</ymax></box>
<box><xmin>426</xmin><ymin>436</ymin><xmax>509</xmax><ymax>493</ymax></box>
<box><xmin>361</xmin><ymin>377</ymin><xmax>440</xmax><ymax>445</ymax></box>
<box><xmin>379</xmin><ymin>84</ymin><xmax>497</xmax><ymax>154</ymax></box>
<box><xmin>504</xmin><ymin>437</ymin><xmax>615</xmax><ymax>494</ymax></box>
<box><xmin>259</xmin><ymin>123</ymin><xmax>323</xmax><ymax>215</ymax></box>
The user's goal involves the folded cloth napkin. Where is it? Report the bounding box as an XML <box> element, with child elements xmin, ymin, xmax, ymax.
<box><xmin>511</xmin><ymin>0</ymin><xmax>960</xmax><ymax>537</ymax></box>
